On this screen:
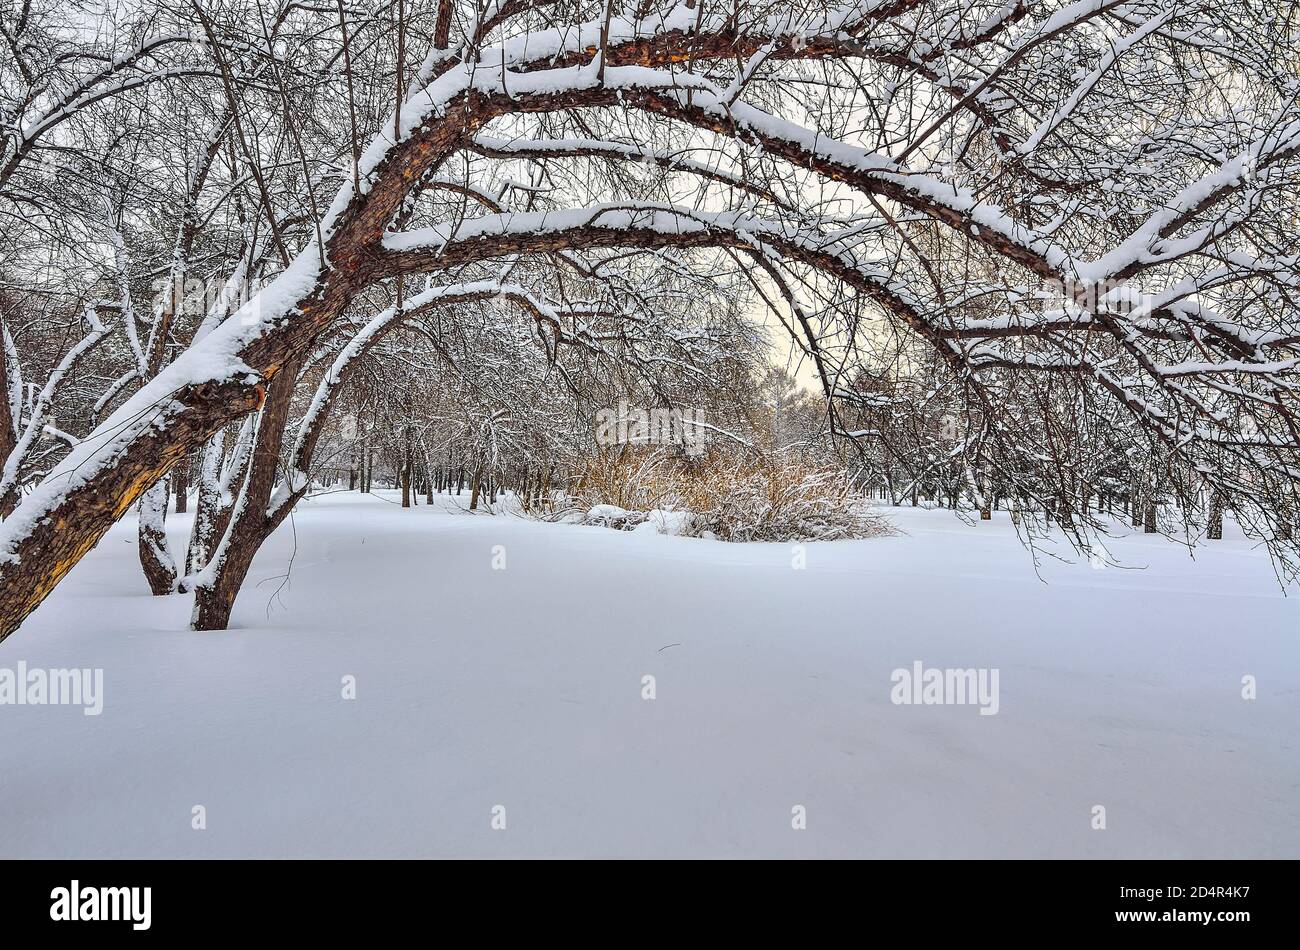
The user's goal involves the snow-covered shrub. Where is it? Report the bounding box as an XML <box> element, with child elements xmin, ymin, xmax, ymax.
<box><xmin>553</xmin><ymin>448</ymin><xmax>890</xmax><ymax>542</ymax></box>
<box><xmin>565</xmin><ymin>447</ymin><xmax>676</xmax><ymax>515</ymax></box>
<box><xmin>680</xmin><ymin>458</ymin><xmax>890</xmax><ymax>542</ymax></box>
<box><xmin>583</xmin><ymin>504</ymin><xmax>649</xmax><ymax>530</ymax></box>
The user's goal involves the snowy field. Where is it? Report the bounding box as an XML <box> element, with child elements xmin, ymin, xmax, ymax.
<box><xmin>1</xmin><ymin>490</ymin><xmax>1296</xmax><ymax>858</ymax></box>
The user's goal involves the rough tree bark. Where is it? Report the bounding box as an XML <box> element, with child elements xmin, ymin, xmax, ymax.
<box><xmin>138</xmin><ymin>476</ymin><xmax>177</xmax><ymax>595</ymax></box>
<box><xmin>190</xmin><ymin>356</ymin><xmax>305</xmax><ymax>631</ymax></box>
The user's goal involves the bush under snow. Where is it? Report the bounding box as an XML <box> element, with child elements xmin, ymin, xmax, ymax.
<box><xmin>555</xmin><ymin>449</ymin><xmax>891</xmax><ymax>542</ymax></box>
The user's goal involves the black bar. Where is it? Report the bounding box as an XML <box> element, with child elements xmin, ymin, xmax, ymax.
<box><xmin>1</xmin><ymin>859</ymin><xmax>1288</xmax><ymax>937</ymax></box>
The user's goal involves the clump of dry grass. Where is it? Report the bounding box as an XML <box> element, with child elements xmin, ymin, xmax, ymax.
<box><xmin>567</xmin><ymin>447</ymin><xmax>675</xmax><ymax>515</ymax></box>
<box><xmin>553</xmin><ymin>447</ymin><xmax>892</xmax><ymax>542</ymax></box>
<box><xmin>680</xmin><ymin>456</ymin><xmax>891</xmax><ymax>541</ymax></box>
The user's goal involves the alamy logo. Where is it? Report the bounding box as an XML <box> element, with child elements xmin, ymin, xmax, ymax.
<box><xmin>890</xmin><ymin>661</ymin><xmax>999</xmax><ymax>716</ymax></box>
<box><xmin>595</xmin><ymin>400</ymin><xmax>706</xmax><ymax>455</ymax></box>
<box><xmin>50</xmin><ymin>881</ymin><xmax>151</xmax><ymax>930</ymax></box>
<box><xmin>0</xmin><ymin>662</ymin><xmax>103</xmax><ymax>715</ymax></box>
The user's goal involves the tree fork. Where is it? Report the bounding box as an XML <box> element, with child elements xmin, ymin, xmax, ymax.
<box><xmin>0</xmin><ymin>378</ymin><xmax>263</xmax><ymax>642</ymax></box>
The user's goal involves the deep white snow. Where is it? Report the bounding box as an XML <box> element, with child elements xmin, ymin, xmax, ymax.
<box><xmin>0</xmin><ymin>491</ymin><xmax>1296</xmax><ymax>858</ymax></box>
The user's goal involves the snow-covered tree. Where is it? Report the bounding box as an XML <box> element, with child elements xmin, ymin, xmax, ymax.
<box><xmin>2</xmin><ymin>0</ymin><xmax>1299</xmax><ymax>640</ymax></box>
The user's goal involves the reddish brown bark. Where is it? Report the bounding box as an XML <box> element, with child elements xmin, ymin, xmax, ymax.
<box><xmin>190</xmin><ymin>356</ymin><xmax>305</xmax><ymax>631</ymax></box>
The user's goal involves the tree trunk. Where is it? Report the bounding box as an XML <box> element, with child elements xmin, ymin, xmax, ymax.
<box><xmin>469</xmin><ymin>468</ymin><xmax>483</xmax><ymax>510</ymax></box>
<box><xmin>401</xmin><ymin>443</ymin><xmax>411</xmax><ymax>507</ymax></box>
<box><xmin>1208</xmin><ymin>492</ymin><xmax>1224</xmax><ymax>540</ymax></box>
<box><xmin>0</xmin><ymin>372</ymin><xmax>262</xmax><ymax>640</ymax></box>
<box><xmin>1053</xmin><ymin>496</ymin><xmax>1073</xmax><ymax>530</ymax></box>
<box><xmin>191</xmin><ymin>358</ymin><xmax>303</xmax><ymax>631</ymax></box>
<box><xmin>173</xmin><ymin>455</ymin><xmax>190</xmax><ymax>513</ymax></box>
<box><xmin>138</xmin><ymin>476</ymin><xmax>178</xmax><ymax>594</ymax></box>
<box><xmin>185</xmin><ymin>432</ymin><xmax>229</xmax><ymax>577</ymax></box>
<box><xmin>0</xmin><ymin>327</ymin><xmax>15</xmax><ymax>517</ymax></box>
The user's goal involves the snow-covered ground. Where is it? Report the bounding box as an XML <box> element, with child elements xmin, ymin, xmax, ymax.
<box><xmin>1</xmin><ymin>490</ymin><xmax>1296</xmax><ymax>858</ymax></box>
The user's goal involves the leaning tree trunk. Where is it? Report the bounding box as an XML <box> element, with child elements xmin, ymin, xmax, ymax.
<box><xmin>0</xmin><ymin>370</ymin><xmax>265</xmax><ymax>641</ymax></box>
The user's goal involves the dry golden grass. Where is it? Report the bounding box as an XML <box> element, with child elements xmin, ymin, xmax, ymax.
<box><xmin>555</xmin><ymin>446</ymin><xmax>892</xmax><ymax>542</ymax></box>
